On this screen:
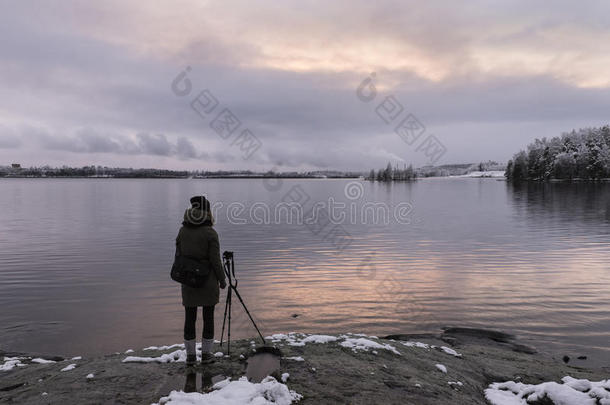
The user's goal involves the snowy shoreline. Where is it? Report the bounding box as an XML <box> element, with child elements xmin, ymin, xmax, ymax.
<box><xmin>1</xmin><ymin>328</ymin><xmax>609</xmax><ymax>404</ymax></box>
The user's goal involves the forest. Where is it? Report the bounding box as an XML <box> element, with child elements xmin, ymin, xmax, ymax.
<box><xmin>367</xmin><ymin>163</ymin><xmax>416</xmax><ymax>182</ymax></box>
<box><xmin>505</xmin><ymin>126</ymin><xmax>610</xmax><ymax>181</ymax></box>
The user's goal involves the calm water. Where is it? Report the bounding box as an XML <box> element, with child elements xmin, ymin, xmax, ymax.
<box><xmin>1</xmin><ymin>178</ymin><xmax>609</xmax><ymax>365</ymax></box>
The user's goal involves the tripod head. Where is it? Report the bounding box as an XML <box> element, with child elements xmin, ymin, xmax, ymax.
<box><xmin>222</xmin><ymin>251</ymin><xmax>236</xmax><ymax>286</ymax></box>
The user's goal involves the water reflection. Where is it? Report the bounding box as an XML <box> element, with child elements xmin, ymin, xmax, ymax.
<box><xmin>245</xmin><ymin>348</ymin><xmax>281</xmax><ymax>383</ymax></box>
<box><xmin>184</xmin><ymin>371</ymin><xmax>197</xmax><ymax>393</ymax></box>
<box><xmin>180</xmin><ymin>371</ymin><xmax>227</xmax><ymax>394</ymax></box>
<box><xmin>507</xmin><ymin>182</ymin><xmax>610</xmax><ymax>227</ymax></box>
<box><xmin>0</xmin><ymin>178</ymin><xmax>609</xmax><ymax>366</ymax></box>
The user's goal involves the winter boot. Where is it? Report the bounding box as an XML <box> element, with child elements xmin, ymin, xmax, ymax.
<box><xmin>185</xmin><ymin>339</ymin><xmax>196</xmax><ymax>366</ymax></box>
<box><xmin>200</xmin><ymin>338</ymin><xmax>215</xmax><ymax>364</ymax></box>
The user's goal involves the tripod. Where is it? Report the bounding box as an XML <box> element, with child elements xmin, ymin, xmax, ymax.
<box><xmin>220</xmin><ymin>251</ymin><xmax>266</xmax><ymax>355</ymax></box>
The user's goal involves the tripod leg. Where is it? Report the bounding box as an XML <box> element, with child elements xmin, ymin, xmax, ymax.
<box><xmin>220</xmin><ymin>290</ymin><xmax>229</xmax><ymax>346</ymax></box>
<box><xmin>232</xmin><ymin>287</ymin><xmax>266</xmax><ymax>344</ymax></box>
<box><xmin>227</xmin><ymin>288</ymin><xmax>232</xmax><ymax>355</ymax></box>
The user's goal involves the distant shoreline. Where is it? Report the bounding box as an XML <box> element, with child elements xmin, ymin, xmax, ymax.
<box><xmin>0</xmin><ymin>175</ymin><xmax>361</xmax><ymax>180</ymax></box>
<box><xmin>3</xmin><ymin>175</ymin><xmax>610</xmax><ymax>181</ymax></box>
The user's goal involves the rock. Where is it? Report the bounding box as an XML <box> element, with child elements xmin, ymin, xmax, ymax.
<box><xmin>1</xmin><ymin>330</ymin><xmax>608</xmax><ymax>405</ymax></box>
<box><xmin>511</xmin><ymin>344</ymin><xmax>537</xmax><ymax>354</ymax></box>
<box><xmin>382</xmin><ymin>333</ymin><xmax>437</xmax><ymax>341</ymax></box>
<box><xmin>441</xmin><ymin>327</ymin><xmax>514</xmax><ymax>343</ymax></box>
<box><xmin>440</xmin><ymin>336</ymin><xmax>458</xmax><ymax>346</ymax></box>
<box><xmin>0</xmin><ymin>382</ymin><xmax>26</xmax><ymax>392</ymax></box>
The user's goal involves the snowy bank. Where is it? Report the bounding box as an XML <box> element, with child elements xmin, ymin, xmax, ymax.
<box><xmin>153</xmin><ymin>376</ymin><xmax>302</xmax><ymax>405</ymax></box>
<box><xmin>453</xmin><ymin>170</ymin><xmax>506</xmax><ymax>178</ymax></box>
<box><xmin>485</xmin><ymin>376</ymin><xmax>610</xmax><ymax>405</ymax></box>
<box><xmin>1</xmin><ymin>328</ymin><xmax>608</xmax><ymax>405</ymax></box>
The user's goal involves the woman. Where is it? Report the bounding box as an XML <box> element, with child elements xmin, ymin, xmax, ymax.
<box><xmin>175</xmin><ymin>196</ymin><xmax>226</xmax><ymax>366</ymax></box>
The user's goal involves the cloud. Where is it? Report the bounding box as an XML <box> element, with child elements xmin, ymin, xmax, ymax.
<box><xmin>1</xmin><ymin>1</ymin><xmax>610</xmax><ymax>170</ymax></box>
<box><xmin>0</xmin><ymin>137</ymin><xmax>21</xmax><ymax>148</ymax></box>
<box><xmin>0</xmin><ymin>125</ymin><xmax>21</xmax><ymax>148</ymax></box>
<box><xmin>76</xmin><ymin>129</ymin><xmax>123</xmax><ymax>153</ymax></box>
<box><xmin>26</xmin><ymin>127</ymin><xmax>205</xmax><ymax>160</ymax></box>
<box><xmin>136</xmin><ymin>133</ymin><xmax>172</xmax><ymax>156</ymax></box>
<box><xmin>176</xmin><ymin>136</ymin><xmax>198</xmax><ymax>159</ymax></box>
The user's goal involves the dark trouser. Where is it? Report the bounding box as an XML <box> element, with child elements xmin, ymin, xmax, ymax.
<box><xmin>184</xmin><ymin>306</ymin><xmax>215</xmax><ymax>340</ymax></box>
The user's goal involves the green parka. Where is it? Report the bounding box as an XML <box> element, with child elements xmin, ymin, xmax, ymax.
<box><xmin>175</xmin><ymin>208</ymin><xmax>226</xmax><ymax>307</ymax></box>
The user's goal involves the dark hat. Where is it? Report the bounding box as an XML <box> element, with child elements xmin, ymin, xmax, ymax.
<box><xmin>190</xmin><ymin>195</ymin><xmax>210</xmax><ymax>211</ymax></box>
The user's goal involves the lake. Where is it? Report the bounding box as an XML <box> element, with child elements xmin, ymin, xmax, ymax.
<box><xmin>0</xmin><ymin>178</ymin><xmax>609</xmax><ymax>365</ymax></box>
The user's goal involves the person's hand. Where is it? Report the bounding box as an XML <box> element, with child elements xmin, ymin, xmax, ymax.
<box><xmin>219</xmin><ymin>279</ymin><xmax>227</xmax><ymax>289</ymax></box>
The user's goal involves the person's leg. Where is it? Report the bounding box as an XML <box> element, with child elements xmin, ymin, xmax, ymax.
<box><xmin>184</xmin><ymin>306</ymin><xmax>197</xmax><ymax>340</ymax></box>
<box><xmin>201</xmin><ymin>305</ymin><xmax>215</xmax><ymax>363</ymax></box>
<box><xmin>202</xmin><ymin>305</ymin><xmax>215</xmax><ymax>340</ymax></box>
<box><xmin>184</xmin><ymin>306</ymin><xmax>197</xmax><ymax>365</ymax></box>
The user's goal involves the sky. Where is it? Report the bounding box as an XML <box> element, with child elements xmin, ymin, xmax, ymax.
<box><xmin>1</xmin><ymin>0</ymin><xmax>609</xmax><ymax>171</ymax></box>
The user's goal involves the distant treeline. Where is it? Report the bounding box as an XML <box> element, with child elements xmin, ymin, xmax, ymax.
<box><xmin>0</xmin><ymin>166</ymin><xmax>361</xmax><ymax>179</ymax></box>
<box><xmin>417</xmin><ymin>161</ymin><xmax>504</xmax><ymax>177</ymax></box>
<box><xmin>367</xmin><ymin>163</ymin><xmax>416</xmax><ymax>181</ymax></box>
<box><xmin>0</xmin><ymin>166</ymin><xmax>188</xmax><ymax>178</ymax></box>
<box><xmin>196</xmin><ymin>170</ymin><xmax>360</xmax><ymax>179</ymax></box>
<box><xmin>367</xmin><ymin>161</ymin><xmax>505</xmax><ymax>181</ymax></box>
<box><xmin>505</xmin><ymin>126</ymin><xmax>610</xmax><ymax>181</ymax></box>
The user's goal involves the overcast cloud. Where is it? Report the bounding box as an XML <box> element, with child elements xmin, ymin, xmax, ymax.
<box><xmin>0</xmin><ymin>0</ymin><xmax>609</xmax><ymax>170</ymax></box>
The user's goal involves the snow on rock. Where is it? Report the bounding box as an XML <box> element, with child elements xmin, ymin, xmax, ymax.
<box><xmin>60</xmin><ymin>363</ymin><xmax>77</xmax><ymax>372</ymax></box>
<box><xmin>71</xmin><ymin>356</ymin><xmax>82</xmax><ymax>360</ymax></box>
<box><xmin>153</xmin><ymin>376</ymin><xmax>302</xmax><ymax>405</ymax></box>
<box><xmin>123</xmin><ymin>347</ymin><xmax>223</xmax><ymax>364</ymax></box>
<box><xmin>435</xmin><ymin>364</ymin><xmax>447</xmax><ymax>373</ymax></box>
<box><xmin>267</xmin><ymin>333</ymin><xmax>401</xmax><ymax>355</ymax></box>
<box><xmin>339</xmin><ymin>337</ymin><xmax>401</xmax><ymax>355</ymax></box>
<box><xmin>400</xmin><ymin>341</ymin><xmax>462</xmax><ymax>358</ymax></box>
<box><xmin>123</xmin><ymin>349</ymin><xmax>187</xmax><ymax>364</ymax></box>
<box><xmin>1</xmin><ymin>357</ymin><xmax>27</xmax><ymax>371</ymax></box>
<box><xmin>440</xmin><ymin>346</ymin><xmax>462</xmax><ymax>357</ymax></box>
<box><xmin>266</xmin><ymin>333</ymin><xmax>306</xmax><ymax>346</ymax></box>
<box><xmin>143</xmin><ymin>344</ymin><xmax>184</xmax><ymax>351</ymax></box>
<box><xmin>31</xmin><ymin>358</ymin><xmax>56</xmax><ymax>364</ymax></box>
<box><xmin>448</xmin><ymin>381</ymin><xmax>463</xmax><ymax>389</ymax></box>
<box><xmin>124</xmin><ymin>349</ymin><xmax>134</xmax><ymax>354</ymax></box>
<box><xmin>300</xmin><ymin>335</ymin><xmax>338</xmax><ymax>344</ymax></box>
<box><xmin>265</xmin><ymin>333</ymin><xmax>338</xmax><ymax>345</ymax></box>
<box><xmin>485</xmin><ymin>377</ymin><xmax>610</xmax><ymax>405</ymax></box>
<box><xmin>86</xmin><ymin>373</ymin><xmax>94</xmax><ymax>379</ymax></box>
<box><xmin>285</xmin><ymin>356</ymin><xmax>305</xmax><ymax>362</ymax></box>
<box><xmin>401</xmin><ymin>341</ymin><xmax>431</xmax><ymax>349</ymax></box>
<box><xmin>281</xmin><ymin>373</ymin><xmax>290</xmax><ymax>383</ymax></box>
